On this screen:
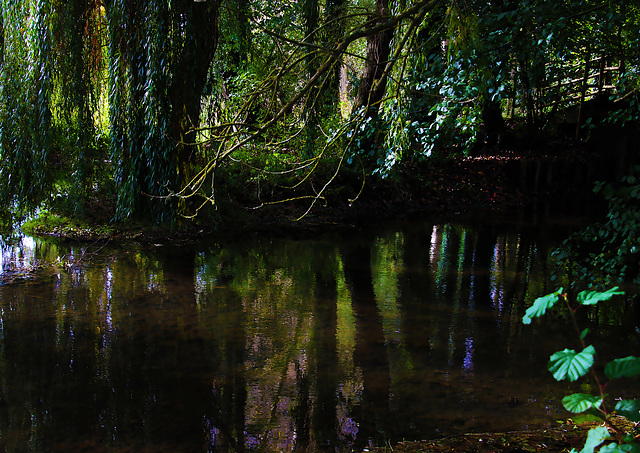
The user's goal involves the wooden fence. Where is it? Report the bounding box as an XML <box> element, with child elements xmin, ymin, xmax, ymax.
<box><xmin>542</xmin><ymin>53</ymin><xmax>622</xmax><ymax>138</ymax></box>
<box><xmin>504</xmin><ymin>52</ymin><xmax>623</xmax><ymax>139</ymax></box>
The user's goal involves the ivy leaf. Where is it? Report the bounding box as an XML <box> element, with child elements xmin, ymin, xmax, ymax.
<box><xmin>605</xmin><ymin>356</ymin><xmax>640</xmax><ymax>380</ymax></box>
<box><xmin>578</xmin><ymin>426</ymin><xmax>611</xmax><ymax>453</ymax></box>
<box><xmin>522</xmin><ymin>288</ymin><xmax>564</xmax><ymax>324</ymax></box>
<box><xmin>562</xmin><ymin>393</ymin><xmax>604</xmax><ymax>413</ymax></box>
<box><xmin>577</xmin><ymin>287</ymin><xmax>624</xmax><ymax>305</ymax></box>
<box><xmin>615</xmin><ymin>399</ymin><xmax>640</xmax><ymax>422</ymax></box>
<box><xmin>548</xmin><ymin>346</ymin><xmax>596</xmax><ymax>381</ymax></box>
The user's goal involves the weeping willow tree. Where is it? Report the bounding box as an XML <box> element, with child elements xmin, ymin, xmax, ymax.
<box><xmin>0</xmin><ymin>0</ymin><xmax>220</xmax><ymax>223</ymax></box>
<box><xmin>0</xmin><ymin>0</ymin><xmax>53</xmax><ymax>213</ymax></box>
<box><xmin>0</xmin><ymin>0</ymin><xmax>464</xmax><ymax>223</ymax></box>
<box><xmin>107</xmin><ymin>0</ymin><xmax>175</xmax><ymax>221</ymax></box>
<box><xmin>103</xmin><ymin>0</ymin><xmax>220</xmax><ymax>221</ymax></box>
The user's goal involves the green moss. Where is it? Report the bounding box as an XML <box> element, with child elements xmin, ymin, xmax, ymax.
<box><xmin>21</xmin><ymin>212</ymin><xmax>117</xmax><ymax>240</ymax></box>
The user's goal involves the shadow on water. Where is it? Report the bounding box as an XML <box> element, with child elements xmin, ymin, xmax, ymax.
<box><xmin>0</xmin><ymin>215</ymin><xmax>638</xmax><ymax>452</ymax></box>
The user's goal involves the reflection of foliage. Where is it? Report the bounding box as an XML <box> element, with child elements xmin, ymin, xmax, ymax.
<box><xmin>372</xmin><ymin>232</ymin><xmax>403</xmax><ymax>344</ymax></box>
<box><xmin>335</xmin><ymin>259</ymin><xmax>356</xmax><ymax>372</ymax></box>
<box><xmin>6</xmin><ymin>221</ymin><xmax>635</xmax><ymax>449</ymax></box>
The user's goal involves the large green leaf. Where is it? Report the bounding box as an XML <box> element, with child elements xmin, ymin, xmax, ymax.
<box><xmin>522</xmin><ymin>288</ymin><xmax>563</xmax><ymax>324</ymax></box>
<box><xmin>578</xmin><ymin>426</ymin><xmax>610</xmax><ymax>453</ymax></box>
<box><xmin>615</xmin><ymin>399</ymin><xmax>640</xmax><ymax>422</ymax></box>
<box><xmin>605</xmin><ymin>356</ymin><xmax>640</xmax><ymax>380</ymax></box>
<box><xmin>548</xmin><ymin>346</ymin><xmax>596</xmax><ymax>381</ymax></box>
<box><xmin>562</xmin><ymin>393</ymin><xmax>604</xmax><ymax>413</ymax></box>
<box><xmin>577</xmin><ymin>287</ymin><xmax>624</xmax><ymax>306</ymax></box>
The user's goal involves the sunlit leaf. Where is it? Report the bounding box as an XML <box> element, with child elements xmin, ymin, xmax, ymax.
<box><xmin>605</xmin><ymin>356</ymin><xmax>640</xmax><ymax>380</ymax></box>
<box><xmin>562</xmin><ymin>393</ymin><xmax>603</xmax><ymax>413</ymax></box>
<box><xmin>615</xmin><ymin>399</ymin><xmax>640</xmax><ymax>422</ymax></box>
<box><xmin>522</xmin><ymin>288</ymin><xmax>564</xmax><ymax>324</ymax></box>
<box><xmin>577</xmin><ymin>287</ymin><xmax>624</xmax><ymax>305</ymax></box>
<box><xmin>578</xmin><ymin>426</ymin><xmax>610</xmax><ymax>453</ymax></box>
<box><xmin>548</xmin><ymin>346</ymin><xmax>595</xmax><ymax>381</ymax></box>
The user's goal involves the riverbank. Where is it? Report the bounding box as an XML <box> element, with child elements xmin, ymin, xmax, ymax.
<box><xmin>19</xmin><ymin>142</ymin><xmax>606</xmax><ymax>243</ymax></box>
<box><xmin>369</xmin><ymin>418</ymin><xmax>637</xmax><ymax>452</ymax></box>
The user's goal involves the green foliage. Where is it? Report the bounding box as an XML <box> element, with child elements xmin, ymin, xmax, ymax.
<box><xmin>0</xmin><ymin>0</ymin><xmax>53</xmax><ymax>213</ymax></box>
<box><xmin>1</xmin><ymin>0</ymin><xmax>640</xmax><ymax>222</ymax></box>
<box><xmin>578</xmin><ymin>287</ymin><xmax>628</xmax><ymax>305</ymax></box>
<box><xmin>522</xmin><ymin>288</ymin><xmax>564</xmax><ymax>324</ymax></box>
<box><xmin>562</xmin><ymin>393</ymin><xmax>603</xmax><ymax>414</ymax></box>
<box><xmin>374</xmin><ymin>0</ymin><xmax>640</xmax><ymax>175</ymax></box>
<box><xmin>598</xmin><ymin>442</ymin><xmax>640</xmax><ymax>453</ymax></box>
<box><xmin>379</xmin><ymin>4</ymin><xmax>488</xmax><ymax>166</ymax></box>
<box><xmin>523</xmin><ymin>287</ymin><xmax>639</xmax><ymax>453</ymax></box>
<box><xmin>575</xmin><ymin>426</ymin><xmax>611</xmax><ymax>453</ymax></box>
<box><xmin>554</xmin><ymin>169</ymin><xmax>640</xmax><ymax>287</ymax></box>
<box><xmin>548</xmin><ymin>346</ymin><xmax>596</xmax><ymax>382</ymax></box>
<box><xmin>345</xmin><ymin>110</ymin><xmax>380</xmax><ymax>166</ymax></box>
<box><xmin>615</xmin><ymin>400</ymin><xmax>640</xmax><ymax>423</ymax></box>
<box><xmin>605</xmin><ymin>357</ymin><xmax>640</xmax><ymax>381</ymax></box>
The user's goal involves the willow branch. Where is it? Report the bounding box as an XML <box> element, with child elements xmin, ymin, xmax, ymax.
<box><xmin>170</xmin><ymin>0</ymin><xmax>439</xmax><ymax>215</ymax></box>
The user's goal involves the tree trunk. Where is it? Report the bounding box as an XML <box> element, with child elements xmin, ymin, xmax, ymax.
<box><xmin>169</xmin><ymin>0</ymin><xmax>220</xmax><ymax>188</ymax></box>
<box><xmin>303</xmin><ymin>0</ymin><xmax>320</xmax><ymax>157</ymax></box>
<box><xmin>323</xmin><ymin>0</ymin><xmax>346</xmax><ymax>109</ymax></box>
<box><xmin>352</xmin><ymin>0</ymin><xmax>393</xmax><ymax>117</ymax></box>
<box><xmin>480</xmin><ymin>98</ymin><xmax>505</xmax><ymax>148</ymax></box>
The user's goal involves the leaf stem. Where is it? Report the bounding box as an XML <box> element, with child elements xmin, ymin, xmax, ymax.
<box><xmin>563</xmin><ymin>292</ymin><xmax>608</xmax><ymax>417</ymax></box>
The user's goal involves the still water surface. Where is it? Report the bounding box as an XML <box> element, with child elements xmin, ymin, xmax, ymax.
<box><xmin>0</xmin><ymin>217</ymin><xmax>638</xmax><ymax>452</ymax></box>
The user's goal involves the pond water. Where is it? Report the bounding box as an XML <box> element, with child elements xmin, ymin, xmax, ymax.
<box><xmin>0</xmin><ymin>214</ymin><xmax>638</xmax><ymax>452</ymax></box>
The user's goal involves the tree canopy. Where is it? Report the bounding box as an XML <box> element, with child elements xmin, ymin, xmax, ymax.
<box><xmin>0</xmin><ymin>0</ymin><xmax>638</xmax><ymax>224</ymax></box>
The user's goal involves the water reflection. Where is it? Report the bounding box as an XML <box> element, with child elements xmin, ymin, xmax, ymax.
<box><xmin>0</xmin><ymin>221</ymin><xmax>637</xmax><ymax>452</ymax></box>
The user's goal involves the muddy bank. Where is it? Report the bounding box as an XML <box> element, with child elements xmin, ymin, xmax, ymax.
<box><xmin>369</xmin><ymin>418</ymin><xmax>638</xmax><ymax>453</ymax></box>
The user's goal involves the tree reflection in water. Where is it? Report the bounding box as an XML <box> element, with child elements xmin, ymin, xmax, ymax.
<box><xmin>0</xmin><ymin>221</ymin><xmax>638</xmax><ymax>452</ymax></box>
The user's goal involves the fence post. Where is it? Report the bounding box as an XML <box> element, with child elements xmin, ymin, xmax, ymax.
<box><xmin>597</xmin><ymin>54</ymin><xmax>606</xmax><ymax>94</ymax></box>
<box><xmin>575</xmin><ymin>50</ymin><xmax>591</xmax><ymax>140</ymax></box>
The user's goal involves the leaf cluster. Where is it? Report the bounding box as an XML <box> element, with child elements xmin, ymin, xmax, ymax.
<box><xmin>523</xmin><ymin>287</ymin><xmax>640</xmax><ymax>453</ymax></box>
<box><xmin>554</xmin><ymin>167</ymin><xmax>640</xmax><ymax>288</ymax></box>
<box><xmin>377</xmin><ymin>0</ymin><xmax>640</xmax><ymax>175</ymax></box>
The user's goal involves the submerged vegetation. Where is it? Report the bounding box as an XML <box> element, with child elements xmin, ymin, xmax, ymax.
<box><xmin>0</xmin><ymin>0</ymin><xmax>639</xmax><ymax>226</ymax></box>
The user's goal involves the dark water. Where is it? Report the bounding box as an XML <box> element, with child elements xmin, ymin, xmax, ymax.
<box><xmin>0</xmin><ymin>217</ymin><xmax>638</xmax><ymax>452</ymax></box>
